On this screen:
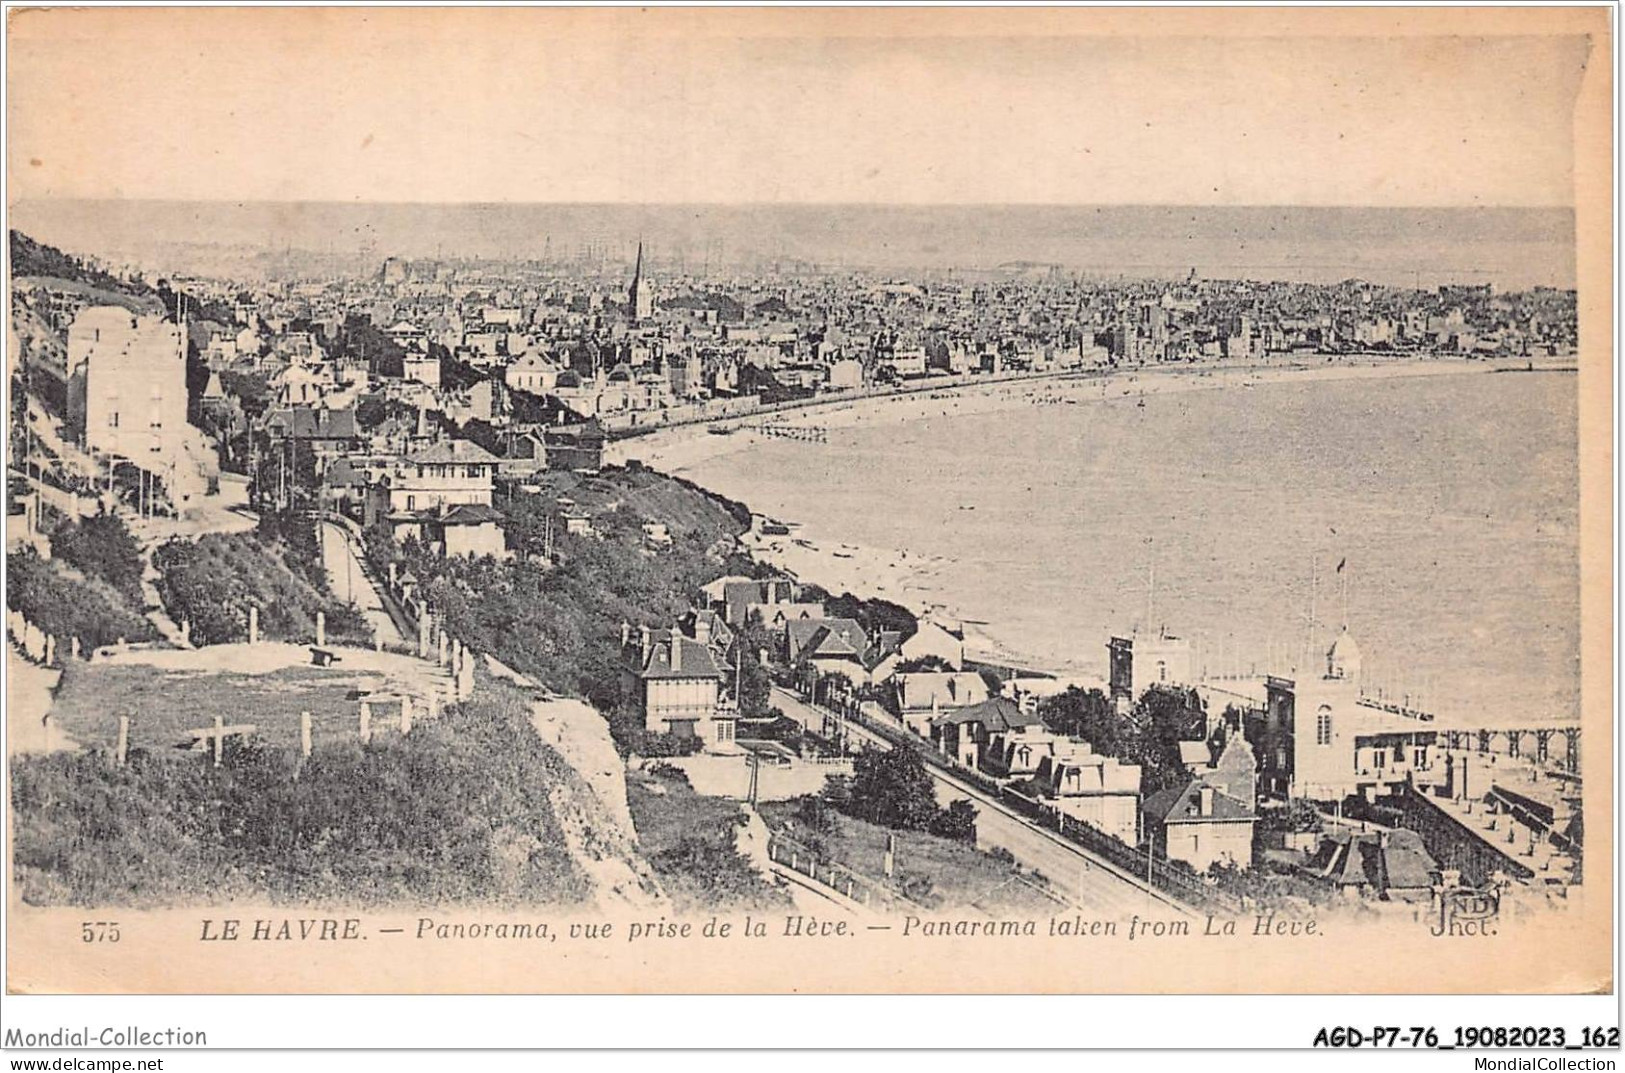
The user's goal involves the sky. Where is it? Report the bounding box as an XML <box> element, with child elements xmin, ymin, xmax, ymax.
<box><xmin>5</xmin><ymin>7</ymin><xmax>1601</xmax><ymax>209</ymax></box>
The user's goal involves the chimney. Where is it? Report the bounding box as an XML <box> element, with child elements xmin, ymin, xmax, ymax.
<box><xmin>620</xmin><ymin>621</ymin><xmax>631</xmax><ymax>648</ymax></box>
<box><xmin>671</xmin><ymin>638</ymin><xmax>682</xmax><ymax>673</ymax></box>
<box><xmin>639</xmin><ymin>625</ymin><xmax>651</xmax><ymax>658</ymax></box>
<box><xmin>1199</xmin><ymin>785</ymin><xmax>1214</xmax><ymax>816</ymax></box>
<box><xmin>693</xmin><ymin>614</ymin><xmax>711</xmax><ymax>647</ymax></box>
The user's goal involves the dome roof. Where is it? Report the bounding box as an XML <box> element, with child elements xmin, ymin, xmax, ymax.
<box><xmin>1325</xmin><ymin>627</ymin><xmax>1362</xmax><ymax>679</ymax></box>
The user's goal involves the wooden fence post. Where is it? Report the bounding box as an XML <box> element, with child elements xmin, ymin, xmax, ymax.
<box><xmin>248</xmin><ymin>606</ymin><xmax>259</xmax><ymax>645</ymax></box>
<box><xmin>212</xmin><ymin>715</ymin><xmax>224</xmax><ymax>767</ymax></box>
<box><xmin>400</xmin><ymin>695</ymin><xmax>413</xmax><ymax>736</ymax></box>
<box><xmin>300</xmin><ymin>711</ymin><xmax>313</xmax><ymax>758</ymax></box>
<box><xmin>115</xmin><ymin>715</ymin><xmax>129</xmax><ymax>767</ymax></box>
<box><xmin>315</xmin><ymin>611</ymin><xmax>326</xmax><ymax>648</ymax></box>
<box><xmin>71</xmin><ymin>636</ymin><xmax>81</xmax><ymax>660</ymax></box>
<box><xmin>359</xmin><ymin>701</ymin><xmax>372</xmax><ymax>744</ymax></box>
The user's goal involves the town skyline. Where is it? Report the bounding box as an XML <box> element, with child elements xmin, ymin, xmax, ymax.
<box><xmin>9</xmin><ymin>200</ymin><xmax>1579</xmax><ymax>291</ymax></box>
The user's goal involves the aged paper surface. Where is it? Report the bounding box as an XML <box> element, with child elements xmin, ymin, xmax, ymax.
<box><xmin>3</xmin><ymin>6</ymin><xmax>1612</xmax><ymax>995</ymax></box>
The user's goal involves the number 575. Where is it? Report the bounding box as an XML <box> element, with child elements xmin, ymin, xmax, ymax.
<box><xmin>80</xmin><ymin>921</ymin><xmax>120</xmax><ymax>943</ymax></box>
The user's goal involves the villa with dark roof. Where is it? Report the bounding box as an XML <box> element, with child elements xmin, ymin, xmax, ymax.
<box><xmin>623</xmin><ymin>618</ymin><xmax>737</xmax><ymax>750</ymax></box>
<box><xmin>1143</xmin><ymin>775</ymin><xmax>1257</xmax><ymax>873</ymax></box>
<box><xmin>785</xmin><ymin>617</ymin><xmax>871</xmax><ymax>684</ymax></box>
<box><xmin>930</xmin><ymin>696</ymin><xmax>1042</xmax><ymax>771</ymax></box>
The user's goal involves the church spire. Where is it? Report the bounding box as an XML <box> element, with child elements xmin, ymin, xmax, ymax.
<box><xmin>628</xmin><ymin>239</ymin><xmax>652</xmax><ymax>321</ymax></box>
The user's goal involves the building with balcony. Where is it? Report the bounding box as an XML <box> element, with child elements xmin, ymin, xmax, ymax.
<box><xmin>1247</xmin><ymin>628</ymin><xmax>1440</xmax><ymax>805</ymax></box>
<box><xmin>366</xmin><ymin>438</ymin><xmax>502</xmax><ymax>550</ymax></box>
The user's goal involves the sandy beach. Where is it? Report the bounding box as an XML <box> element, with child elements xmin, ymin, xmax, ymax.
<box><xmin>611</xmin><ymin>355</ymin><xmax>1536</xmax><ymax>675</ymax></box>
<box><xmin>609</xmin><ymin>355</ymin><xmax>1506</xmax><ymax>475</ymax></box>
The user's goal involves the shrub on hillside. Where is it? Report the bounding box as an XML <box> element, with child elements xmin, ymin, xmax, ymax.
<box><xmin>928</xmin><ymin>799</ymin><xmax>979</xmax><ymax>844</ymax></box>
<box><xmin>153</xmin><ymin>528</ymin><xmax>371</xmax><ymax>647</ymax></box>
<box><xmin>6</xmin><ymin>550</ymin><xmax>155</xmax><ymax>653</ymax></box>
<box><xmin>49</xmin><ymin>512</ymin><xmax>145</xmax><ymax>605</ymax></box>
<box><xmin>10</xmin><ymin>683</ymin><xmax>592</xmax><ymax>906</ymax></box>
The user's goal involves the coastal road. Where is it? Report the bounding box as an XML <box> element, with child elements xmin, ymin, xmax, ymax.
<box><xmin>318</xmin><ymin>520</ymin><xmax>406</xmax><ymax>647</ymax></box>
<box><xmin>770</xmin><ymin>687</ymin><xmax>1195</xmax><ymax>921</ymax></box>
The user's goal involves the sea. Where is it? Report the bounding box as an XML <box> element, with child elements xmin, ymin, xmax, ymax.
<box><xmin>682</xmin><ymin>370</ymin><xmax>1581</xmax><ymax>727</ymax></box>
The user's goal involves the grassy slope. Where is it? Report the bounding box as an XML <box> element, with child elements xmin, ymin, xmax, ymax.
<box><xmin>11</xmin><ymin>680</ymin><xmax>592</xmax><ymax>908</ymax></box>
<box><xmin>627</xmin><ymin>765</ymin><xmax>789</xmax><ymax>912</ymax></box>
<box><xmin>154</xmin><ymin>525</ymin><xmax>370</xmax><ymax>647</ymax></box>
<box><xmin>5</xmin><ymin>550</ymin><xmax>157</xmax><ymax>652</ymax></box>
<box><xmin>759</xmin><ymin>800</ymin><xmax>1060</xmax><ymax>914</ymax></box>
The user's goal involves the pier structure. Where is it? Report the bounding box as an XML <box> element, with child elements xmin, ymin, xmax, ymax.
<box><xmin>1433</xmin><ymin>723</ymin><xmax>1581</xmax><ymax>778</ymax></box>
<box><xmin>743</xmin><ymin>422</ymin><xmax>828</xmax><ymax>443</ymax></box>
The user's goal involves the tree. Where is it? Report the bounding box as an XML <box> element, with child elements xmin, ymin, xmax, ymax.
<box><xmin>734</xmin><ymin>650</ymin><xmax>774</xmax><ymax>719</ymax></box>
<box><xmin>844</xmin><ymin>747</ymin><xmax>939</xmax><ymax>831</ymax></box>
<box><xmin>1260</xmin><ymin>798</ymin><xmax>1323</xmax><ymax>834</ymax></box>
<box><xmin>1134</xmin><ymin>685</ymin><xmax>1208</xmax><ymax>795</ymax></box>
<box><xmin>438</xmin><ymin>349</ymin><xmax>486</xmax><ymax>393</ymax></box>
<box><xmin>815</xmin><ymin>590</ymin><xmax>918</xmax><ymax>640</ymax></box>
<box><xmin>50</xmin><ymin>511</ymin><xmax>144</xmax><ymax>604</ymax></box>
<box><xmin>895</xmin><ymin>655</ymin><xmax>953</xmax><ymax>674</ymax></box>
<box><xmin>929</xmin><ymin>798</ymin><xmax>978</xmax><ymax>843</ymax></box>
<box><xmin>336</xmin><ymin>314</ymin><xmax>405</xmax><ymax>379</ymax></box>
<box><xmin>1038</xmin><ymin>687</ymin><xmax>1120</xmax><ymax>752</ymax></box>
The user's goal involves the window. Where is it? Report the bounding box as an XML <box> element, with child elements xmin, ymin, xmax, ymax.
<box><xmin>108</xmin><ymin>411</ymin><xmax>120</xmax><ymax>428</ymax></box>
<box><xmin>1315</xmin><ymin>705</ymin><xmax>1333</xmax><ymax>746</ymax></box>
<box><xmin>1373</xmin><ymin>750</ymin><xmax>1385</xmax><ymax>770</ymax></box>
<box><xmin>1157</xmin><ymin>660</ymin><xmax>1167</xmax><ymax>682</ymax></box>
<box><xmin>406</xmin><ymin>495</ymin><xmax>416</xmax><ymax>510</ymax></box>
<box><xmin>716</xmin><ymin>721</ymin><xmax>734</xmax><ymax>743</ymax></box>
